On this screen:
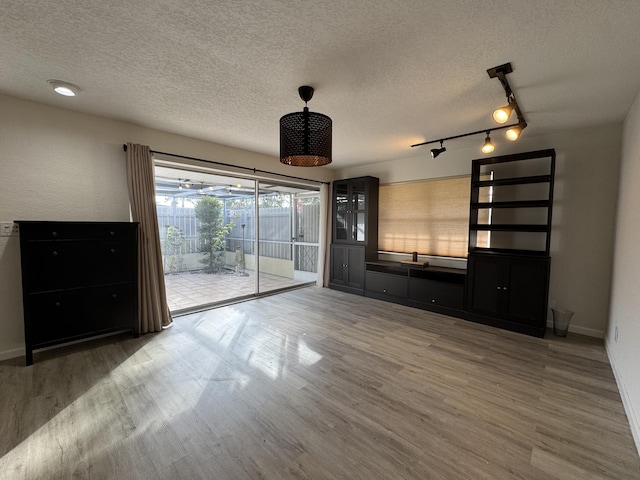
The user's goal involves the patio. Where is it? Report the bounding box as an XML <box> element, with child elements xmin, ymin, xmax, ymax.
<box><xmin>163</xmin><ymin>269</ymin><xmax>312</xmax><ymax>312</ymax></box>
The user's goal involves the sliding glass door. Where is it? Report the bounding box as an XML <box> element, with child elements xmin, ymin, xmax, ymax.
<box><xmin>154</xmin><ymin>165</ymin><xmax>320</xmax><ymax>313</ymax></box>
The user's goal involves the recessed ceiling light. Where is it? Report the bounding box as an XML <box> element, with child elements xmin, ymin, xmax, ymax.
<box><xmin>47</xmin><ymin>80</ymin><xmax>80</xmax><ymax>97</ymax></box>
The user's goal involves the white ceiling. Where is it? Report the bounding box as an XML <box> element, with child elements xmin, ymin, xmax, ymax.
<box><xmin>2</xmin><ymin>0</ymin><xmax>640</xmax><ymax>169</ymax></box>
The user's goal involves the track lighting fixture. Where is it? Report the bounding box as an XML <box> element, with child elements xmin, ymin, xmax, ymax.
<box><xmin>430</xmin><ymin>141</ymin><xmax>446</xmax><ymax>158</ymax></box>
<box><xmin>410</xmin><ymin>62</ymin><xmax>527</xmax><ymax>156</ymax></box>
<box><xmin>481</xmin><ymin>132</ymin><xmax>495</xmax><ymax>154</ymax></box>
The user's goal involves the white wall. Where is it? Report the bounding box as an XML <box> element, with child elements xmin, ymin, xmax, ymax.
<box><xmin>607</xmin><ymin>89</ymin><xmax>640</xmax><ymax>454</ymax></box>
<box><xmin>0</xmin><ymin>94</ymin><xmax>333</xmax><ymax>360</ymax></box>
<box><xmin>337</xmin><ymin>123</ymin><xmax>623</xmax><ymax>338</ymax></box>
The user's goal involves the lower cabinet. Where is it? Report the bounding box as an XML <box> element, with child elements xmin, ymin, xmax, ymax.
<box><xmin>364</xmin><ymin>262</ymin><xmax>466</xmax><ymax>315</ymax></box>
<box><xmin>329</xmin><ymin>244</ymin><xmax>366</xmax><ymax>294</ymax></box>
<box><xmin>466</xmin><ymin>253</ymin><xmax>550</xmax><ymax>335</ymax></box>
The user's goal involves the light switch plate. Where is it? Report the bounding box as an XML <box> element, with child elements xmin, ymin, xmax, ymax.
<box><xmin>0</xmin><ymin>222</ymin><xmax>19</xmax><ymax>236</ymax></box>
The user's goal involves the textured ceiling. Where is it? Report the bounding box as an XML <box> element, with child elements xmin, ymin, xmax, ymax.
<box><xmin>2</xmin><ymin>0</ymin><xmax>640</xmax><ymax>168</ymax></box>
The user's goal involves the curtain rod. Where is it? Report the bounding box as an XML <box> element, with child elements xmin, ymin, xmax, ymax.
<box><xmin>122</xmin><ymin>144</ymin><xmax>329</xmax><ymax>185</ymax></box>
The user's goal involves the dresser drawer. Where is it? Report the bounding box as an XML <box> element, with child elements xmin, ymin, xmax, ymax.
<box><xmin>26</xmin><ymin>283</ymin><xmax>135</xmax><ymax>346</ymax></box>
<box><xmin>19</xmin><ymin>222</ymin><xmax>136</xmax><ymax>241</ymax></box>
<box><xmin>21</xmin><ymin>240</ymin><xmax>134</xmax><ymax>291</ymax></box>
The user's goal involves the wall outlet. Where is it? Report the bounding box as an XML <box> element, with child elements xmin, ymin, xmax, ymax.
<box><xmin>0</xmin><ymin>222</ymin><xmax>19</xmax><ymax>237</ymax></box>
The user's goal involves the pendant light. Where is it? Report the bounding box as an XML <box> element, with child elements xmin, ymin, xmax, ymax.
<box><xmin>279</xmin><ymin>86</ymin><xmax>332</xmax><ymax>166</ymax></box>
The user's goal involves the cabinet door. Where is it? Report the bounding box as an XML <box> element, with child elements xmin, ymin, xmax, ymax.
<box><xmin>504</xmin><ymin>258</ymin><xmax>549</xmax><ymax>326</ymax></box>
<box><xmin>467</xmin><ymin>255</ymin><xmax>503</xmax><ymax>316</ymax></box>
<box><xmin>330</xmin><ymin>244</ymin><xmax>347</xmax><ymax>285</ymax></box>
<box><xmin>346</xmin><ymin>246</ymin><xmax>365</xmax><ymax>288</ymax></box>
<box><xmin>351</xmin><ymin>179</ymin><xmax>367</xmax><ymax>243</ymax></box>
<box><xmin>334</xmin><ymin>181</ymin><xmax>349</xmax><ymax>241</ymax></box>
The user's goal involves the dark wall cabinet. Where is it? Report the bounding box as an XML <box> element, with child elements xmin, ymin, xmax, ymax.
<box><xmin>17</xmin><ymin>221</ymin><xmax>138</xmax><ymax>365</ymax></box>
<box><xmin>329</xmin><ymin>176</ymin><xmax>379</xmax><ymax>295</ymax></box>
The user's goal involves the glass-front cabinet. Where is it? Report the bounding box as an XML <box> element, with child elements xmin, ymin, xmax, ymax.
<box><xmin>332</xmin><ymin>177</ymin><xmax>376</xmax><ymax>245</ymax></box>
<box><xmin>329</xmin><ymin>176</ymin><xmax>379</xmax><ymax>295</ymax></box>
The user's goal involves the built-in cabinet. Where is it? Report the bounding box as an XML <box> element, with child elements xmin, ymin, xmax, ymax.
<box><xmin>329</xmin><ymin>150</ymin><xmax>555</xmax><ymax>337</ymax></box>
<box><xmin>466</xmin><ymin>254</ymin><xmax>550</xmax><ymax>335</ymax></box>
<box><xmin>466</xmin><ymin>149</ymin><xmax>555</xmax><ymax>336</ymax></box>
<box><xmin>17</xmin><ymin>221</ymin><xmax>139</xmax><ymax>365</ymax></box>
<box><xmin>365</xmin><ymin>262</ymin><xmax>465</xmax><ymax>316</ymax></box>
<box><xmin>329</xmin><ymin>176</ymin><xmax>379</xmax><ymax>295</ymax></box>
<box><xmin>330</xmin><ymin>244</ymin><xmax>366</xmax><ymax>292</ymax></box>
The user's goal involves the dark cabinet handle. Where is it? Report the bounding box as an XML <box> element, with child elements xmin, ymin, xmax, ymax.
<box><xmin>54</xmin><ymin>301</ymin><xmax>61</xmax><ymax>307</ymax></box>
<box><xmin>110</xmin><ymin>248</ymin><xmax>116</xmax><ymax>254</ymax></box>
<box><xmin>503</xmin><ymin>287</ymin><xmax>508</xmax><ymax>291</ymax></box>
<box><xmin>51</xmin><ymin>231</ymin><xmax>57</xmax><ymax>237</ymax></box>
<box><xmin>109</xmin><ymin>231</ymin><xmax>115</xmax><ymax>236</ymax></box>
<box><xmin>52</xmin><ymin>251</ymin><xmax>58</xmax><ymax>256</ymax></box>
<box><xmin>111</xmin><ymin>293</ymin><xmax>118</xmax><ymax>299</ymax></box>
<box><xmin>431</xmin><ymin>299</ymin><xmax>436</xmax><ymax>303</ymax></box>
<box><xmin>496</xmin><ymin>286</ymin><xmax>501</xmax><ymax>290</ymax></box>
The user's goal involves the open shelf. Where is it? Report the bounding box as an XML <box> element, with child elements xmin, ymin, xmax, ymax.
<box><xmin>468</xmin><ymin>149</ymin><xmax>555</xmax><ymax>257</ymax></box>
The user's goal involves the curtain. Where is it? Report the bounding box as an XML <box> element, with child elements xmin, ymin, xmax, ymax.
<box><xmin>125</xmin><ymin>143</ymin><xmax>173</xmax><ymax>333</ymax></box>
<box><xmin>317</xmin><ymin>182</ymin><xmax>331</xmax><ymax>287</ymax></box>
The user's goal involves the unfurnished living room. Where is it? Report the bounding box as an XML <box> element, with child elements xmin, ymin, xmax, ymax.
<box><xmin>1</xmin><ymin>1</ymin><xmax>640</xmax><ymax>479</ymax></box>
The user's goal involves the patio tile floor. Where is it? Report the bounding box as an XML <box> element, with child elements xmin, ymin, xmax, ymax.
<box><xmin>164</xmin><ymin>269</ymin><xmax>310</xmax><ymax>312</ymax></box>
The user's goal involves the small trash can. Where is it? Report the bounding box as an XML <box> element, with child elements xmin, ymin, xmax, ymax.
<box><xmin>552</xmin><ymin>308</ymin><xmax>574</xmax><ymax>337</ymax></box>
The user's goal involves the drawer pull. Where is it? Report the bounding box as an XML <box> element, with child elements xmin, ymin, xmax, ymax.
<box><xmin>110</xmin><ymin>248</ymin><xmax>116</xmax><ymax>254</ymax></box>
<box><xmin>52</xmin><ymin>251</ymin><xmax>58</xmax><ymax>256</ymax></box>
<box><xmin>109</xmin><ymin>231</ymin><xmax>115</xmax><ymax>236</ymax></box>
<box><xmin>383</xmin><ymin>289</ymin><xmax>387</xmax><ymax>293</ymax></box>
<box><xmin>111</xmin><ymin>293</ymin><xmax>118</xmax><ymax>299</ymax></box>
<box><xmin>51</xmin><ymin>231</ymin><xmax>58</xmax><ymax>237</ymax></box>
<box><xmin>431</xmin><ymin>299</ymin><xmax>436</xmax><ymax>303</ymax></box>
<box><xmin>54</xmin><ymin>301</ymin><xmax>61</xmax><ymax>307</ymax></box>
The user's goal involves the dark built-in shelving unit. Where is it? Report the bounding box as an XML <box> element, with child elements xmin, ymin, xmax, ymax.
<box><xmin>466</xmin><ymin>149</ymin><xmax>556</xmax><ymax>336</ymax></box>
<box><xmin>329</xmin><ymin>150</ymin><xmax>556</xmax><ymax>338</ymax></box>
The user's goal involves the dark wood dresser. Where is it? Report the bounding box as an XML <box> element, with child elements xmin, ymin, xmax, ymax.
<box><xmin>16</xmin><ymin>221</ymin><xmax>138</xmax><ymax>365</ymax></box>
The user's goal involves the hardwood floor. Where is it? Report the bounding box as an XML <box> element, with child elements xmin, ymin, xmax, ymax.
<box><xmin>1</xmin><ymin>286</ymin><xmax>639</xmax><ymax>479</ymax></box>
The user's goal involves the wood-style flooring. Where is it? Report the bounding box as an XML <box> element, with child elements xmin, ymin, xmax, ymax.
<box><xmin>1</xmin><ymin>286</ymin><xmax>639</xmax><ymax>479</ymax></box>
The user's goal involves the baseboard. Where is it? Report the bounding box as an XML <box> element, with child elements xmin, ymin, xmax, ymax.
<box><xmin>605</xmin><ymin>335</ymin><xmax>640</xmax><ymax>458</ymax></box>
<box><xmin>0</xmin><ymin>346</ymin><xmax>25</xmax><ymax>362</ymax></box>
<box><xmin>545</xmin><ymin>320</ymin><xmax>603</xmax><ymax>338</ymax></box>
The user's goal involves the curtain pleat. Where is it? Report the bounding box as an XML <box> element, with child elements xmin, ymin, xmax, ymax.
<box><xmin>125</xmin><ymin>143</ymin><xmax>173</xmax><ymax>333</ymax></box>
<box><xmin>317</xmin><ymin>183</ymin><xmax>330</xmax><ymax>287</ymax></box>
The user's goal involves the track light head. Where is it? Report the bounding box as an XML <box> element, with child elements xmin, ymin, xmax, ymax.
<box><xmin>481</xmin><ymin>132</ymin><xmax>495</xmax><ymax>154</ymax></box>
<box><xmin>492</xmin><ymin>101</ymin><xmax>513</xmax><ymax>124</ymax></box>
<box><xmin>430</xmin><ymin>141</ymin><xmax>446</xmax><ymax>158</ymax></box>
<box><xmin>505</xmin><ymin>123</ymin><xmax>526</xmax><ymax>141</ymax></box>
